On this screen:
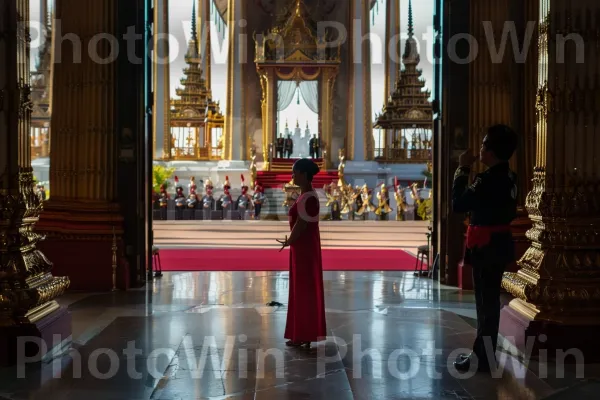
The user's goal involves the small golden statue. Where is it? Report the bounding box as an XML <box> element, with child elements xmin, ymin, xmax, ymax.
<box><xmin>337</xmin><ymin>148</ymin><xmax>346</xmax><ymax>187</ymax></box>
<box><xmin>282</xmin><ymin>179</ymin><xmax>299</xmax><ymax>207</ymax></box>
<box><xmin>410</xmin><ymin>182</ymin><xmax>421</xmax><ymax>206</ymax></box>
<box><xmin>340</xmin><ymin>183</ymin><xmax>356</xmax><ymax>219</ymax></box>
<box><xmin>324</xmin><ymin>183</ymin><xmax>342</xmax><ymax>220</ymax></box>
<box><xmin>375</xmin><ymin>184</ymin><xmax>393</xmax><ymax>220</ymax></box>
<box><xmin>355</xmin><ymin>184</ymin><xmax>376</xmax><ymax>218</ymax></box>
<box><xmin>393</xmin><ymin>178</ymin><xmax>407</xmax><ymax>221</ymax></box>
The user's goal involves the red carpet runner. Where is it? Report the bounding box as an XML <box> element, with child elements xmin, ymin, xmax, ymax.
<box><xmin>158</xmin><ymin>249</ymin><xmax>419</xmax><ymax>272</ymax></box>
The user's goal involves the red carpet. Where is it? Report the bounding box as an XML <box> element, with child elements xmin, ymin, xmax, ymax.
<box><xmin>256</xmin><ymin>170</ymin><xmax>338</xmax><ymax>189</ymax></box>
<box><xmin>157</xmin><ymin>248</ymin><xmax>420</xmax><ymax>271</ymax></box>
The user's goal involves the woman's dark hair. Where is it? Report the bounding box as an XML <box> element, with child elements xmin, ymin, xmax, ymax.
<box><xmin>293</xmin><ymin>158</ymin><xmax>320</xmax><ymax>182</ymax></box>
<box><xmin>484</xmin><ymin>124</ymin><xmax>518</xmax><ymax>161</ymax></box>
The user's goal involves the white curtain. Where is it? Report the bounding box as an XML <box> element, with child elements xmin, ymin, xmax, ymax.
<box><xmin>277</xmin><ymin>81</ymin><xmax>298</xmax><ymax>111</ymax></box>
<box><xmin>299</xmin><ymin>81</ymin><xmax>319</xmax><ymax>114</ymax></box>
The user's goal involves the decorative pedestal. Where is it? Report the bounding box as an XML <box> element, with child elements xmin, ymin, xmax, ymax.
<box><xmin>500</xmin><ymin>301</ymin><xmax>600</xmax><ymax>362</ymax></box>
<box><xmin>0</xmin><ymin>306</ymin><xmax>72</xmax><ymax>367</ymax></box>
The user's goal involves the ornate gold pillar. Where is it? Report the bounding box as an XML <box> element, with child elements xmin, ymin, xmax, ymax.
<box><xmin>259</xmin><ymin>68</ymin><xmax>275</xmax><ymax>170</ymax></box>
<box><xmin>347</xmin><ymin>0</ymin><xmax>374</xmax><ymax>161</ymax></box>
<box><xmin>198</xmin><ymin>0</ymin><xmax>211</xmax><ymax>91</ymax></box>
<box><xmin>0</xmin><ymin>0</ymin><xmax>70</xmax><ymax>364</ymax></box>
<box><xmin>501</xmin><ymin>0</ymin><xmax>600</xmax><ymax>357</ymax></box>
<box><xmin>224</xmin><ymin>0</ymin><xmax>247</xmax><ymax>161</ymax></box>
<box><xmin>153</xmin><ymin>0</ymin><xmax>171</xmax><ymax>160</ymax></box>
<box><xmin>321</xmin><ymin>68</ymin><xmax>338</xmax><ymax>169</ymax></box>
<box><xmin>384</xmin><ymin>0</ymin><xmax>401</xmax><ymax>100</ymax></box>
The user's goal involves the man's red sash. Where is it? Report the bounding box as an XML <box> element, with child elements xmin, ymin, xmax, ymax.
<box><xmin>466</xmin><ymin>225</ymin><xmax>511</xmax><ymax>249</ymax></box>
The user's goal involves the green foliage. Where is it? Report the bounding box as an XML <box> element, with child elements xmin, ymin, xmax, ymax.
<box><xmin>152</xmin><ymin>165</ymin><xmax>176</xmax><ymax>193</ymax></box>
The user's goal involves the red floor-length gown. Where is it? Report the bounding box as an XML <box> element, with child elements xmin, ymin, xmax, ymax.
<box><xmin>284</xmin><ymin>190</ymin><xmax>327</xmax><ymax>343</ymax></box>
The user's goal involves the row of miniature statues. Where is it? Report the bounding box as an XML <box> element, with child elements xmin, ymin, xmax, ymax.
<box><xmin>281</xmin><ymin>177</ymin><xmax>430</xmax><ymax>221</ymax></box>
<box><xmin>322</xmin><ymin>180</ymin><xmax>427</xmax><ymax>221</ymax></box>
<box><xmin>153</xmin><ymin>175</ymin><xmax>266</xmax><ymax>220</ymax></box>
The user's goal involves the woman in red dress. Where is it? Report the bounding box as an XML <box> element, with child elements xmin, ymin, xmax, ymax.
<box><xmin>277</xmin><ymin>158</ymin><xmax>326</xmax><ymax>348</ymax></box>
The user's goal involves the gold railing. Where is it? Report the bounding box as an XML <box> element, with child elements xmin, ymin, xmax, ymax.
<box><xmin>171</xmin><ymin>146</ymin><xmax>221</xmax><ymax>161</ymax></box>
<box><xmin>374</xmin><ymin>148</ymin><xmax>431</xmax><ymax>163</ymax></box>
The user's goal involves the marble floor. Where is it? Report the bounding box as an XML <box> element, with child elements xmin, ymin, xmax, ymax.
<box><xmin>0</xmin><ymin>271</ymin><xmax>598</xmax><ymax>399</ymax></box>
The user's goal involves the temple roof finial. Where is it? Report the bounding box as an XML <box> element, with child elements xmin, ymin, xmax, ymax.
<box><xmin>191</xmin><ymin>0</ymin><xmax>198</xmax><ymax>52</ymax></box>
<box><xmin>408</xmin><ymin>0</ymin><xmax>414</xmax><ymax>38</ymax></box>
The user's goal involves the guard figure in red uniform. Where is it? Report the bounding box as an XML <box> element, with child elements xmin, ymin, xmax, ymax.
<box><xmin>252</xmin><ymin>182</ymin><xmax>265</xmax><ymax>220</ymax></box>
<box><xmin>173</xmin><ymin>176</ymin><xmax>186</xmax><ymax>220</ymax></box>
<box><xmin>237</xmin><ymin>174</ymin><xmax>252</xmax><ymax>220</ymax></box>
<box><xmin>158</xmin><ymin>184</ymin><xmax>169</xmax><ymax>220</ymax></box>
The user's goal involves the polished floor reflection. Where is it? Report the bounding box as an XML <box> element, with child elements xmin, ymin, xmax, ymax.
<box><xmin>0</xmin><ymin>271</ymin><xmax>598</xmax><ymax>399</ymax></box>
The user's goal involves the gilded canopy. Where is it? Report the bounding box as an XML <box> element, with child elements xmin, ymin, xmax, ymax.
<box><xmin>253</xmin><ymin>0</ymin><xmax>341</xmax><ymax>66</ymax></box>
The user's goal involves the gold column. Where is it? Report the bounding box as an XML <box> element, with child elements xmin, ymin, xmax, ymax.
<box><xmin>198</xmin><ymin>0</ymin><xmax>211</xmax><ymax>91</ymax></box>
<box><xmin>0</xmin><ymin>0</ymin><xmax>69</xmax><ymax>327</ymax></box>
<box><xmin>502</xmin><ymin>0</ymin><xmax>600</xmax><ymax>324</ymax></box>
<box><xmin>347</xmin><ymin>0</ymin><xmax>374</xmax><ymax>161</ymax></box>
<box><xmin>321</xmin><ymin>68</ymin><xmax>337</xmax><ymax>169</ymax></box>
<box><xmin>363</xmin><ymin>0</ymin><xmax>374</xmax><ymax>161</ymax></box>
<box><xmin>163</xmin><ymin>0</ymin><xmax>172</xmax><ymax>159</ymax></box>
<box><xmin>384</xmin><ymin>0</ymin><xmax>401</xmax><ymax>100</ymax></box>
<box><xmin>521</xmin><ymin>0</ymin><xmax>538</xmax><ymax>197</ymax></box>
<box><xmin>152</xmin><ymin>0</ymin><xmax>171</xmax><ymax>160</ymax></box>
<box><xmin>224</xmin><ymin>0</ymin><xmax>247</xmax><ymax>161</ymax></box>
<box><xmin>259</xmin><ymin>69</ymin><xmax>275</xmax><ymax>170</ymax></box>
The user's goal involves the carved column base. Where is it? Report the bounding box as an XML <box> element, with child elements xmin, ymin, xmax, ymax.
<box><xmin>36</xmin><ymin>201</ymin><xmax>129</xmax><ymax>291</ymax></box>
<box><xmin>500</xmin><ymin>300</ymin><xmax>600</xmax><ymax>362</ymax></box>
<box><xmin>1</xmin><ymin>170</ymin><xmax>71</xmax><ymax>328</ymax></box>
<box><xmin>0</xmin><ymin>305</ymin><xmax>71</xmax><ymax>367</ymax></box>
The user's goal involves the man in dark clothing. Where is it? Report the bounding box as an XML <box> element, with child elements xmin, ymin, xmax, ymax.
<box><xmin>284</xmin><ymin>135</ymin><xmax>294</xmax><ymax>158</ymax></box>
<box><xmin>276</xmin><ymin>136</ymin><xmax>285</xmax><ymax>159</ymax></box>
<box><xmin>309</xmin><ymin>134</ymin><xmax>320</xmax><ymax>158</ymax></box>
<box><xmin>452</xmin><ymin>124</ymin><xmax>518</xmax><ymax>373</ymax></box>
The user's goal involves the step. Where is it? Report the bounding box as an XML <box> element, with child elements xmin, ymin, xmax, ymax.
<box><xmin>153</xmin><ymin>231</ymin><xmax>427</xmax><ymax>242</ymax></box>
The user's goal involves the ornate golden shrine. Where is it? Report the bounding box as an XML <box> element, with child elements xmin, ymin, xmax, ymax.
<box><xmin>168</xmin><ymin>4</ymin><xmax>220</xmax><ymax>160</ymax></box>
<box><xmin>374</xmin><ymin>3</ymin><xmax>432</xmax><ymax>164</ymax></box>
<box><xmin>254</xmin><ymin>0</ymin><xmax>341</xmax><ymax>170</ymax></box>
